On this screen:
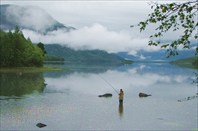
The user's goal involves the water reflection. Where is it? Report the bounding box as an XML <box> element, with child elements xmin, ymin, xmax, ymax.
<box><xmin>1</xmin><ymin>63</ymin><xmax>197</xmax><ymax>130</ymax></box>
<box><xmin>118</xmin><ymin>103</ymin><xmax>124</xmax><ymax>118</ymax></box>
<box><xmin>44</xmin><ymin>63</ymin><xmax>119</xmax><ymax>78</ymax></box>
<box><xmin>0</xmin><ymin>72</ymin><xmax>45</xmax><ymax>97</ymax></box>
<box><xmin>178</xmin><ymin>93</ymin><xmax>198</xmax><ymax>102</ymax></box>
<box><xmin>44</xmin><ymin>63</ymin><xmax>196</xmax><ymax>96</ymax></box>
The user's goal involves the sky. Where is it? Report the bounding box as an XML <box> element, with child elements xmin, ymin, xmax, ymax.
<box><xmin>1</xmin><ymin>0</ymin><xmax>195</xmax><ymax>56</ymax></box>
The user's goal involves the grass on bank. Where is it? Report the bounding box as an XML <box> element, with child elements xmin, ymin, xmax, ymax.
<box><xmin>170</xmin><ymin>57</ymin><xmax>198</xmax><ymax>69</ymax></box>
<box><xmin>0</xmin><ymin>66</ymin><xmax>63</xmax><ymax>73</ymax></box>
<box><xmin>122</xmin><ymin>59</ymin><xmax>133</xmax><ymax>64</ymax></box>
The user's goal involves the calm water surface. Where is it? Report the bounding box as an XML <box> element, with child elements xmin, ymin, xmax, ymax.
<box><xmin>0</xmin><ymin>62</ymin><xmax>197</xmax><ymax>130</ymax></box>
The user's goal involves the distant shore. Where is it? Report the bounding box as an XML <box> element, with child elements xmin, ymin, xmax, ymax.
<box><xmin>0</xmin><ymin>67</ymin><xmax>63</xmax><ymax>73</ymax></box>
<box><xmin>170</xmin><ymin>57</ymin><xmax>198</xmax><ymax>69</ymax></box>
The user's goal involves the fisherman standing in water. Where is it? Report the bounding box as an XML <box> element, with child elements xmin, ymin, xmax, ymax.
<box><xmin>119</xmin><ymin>89</ymin><xmax>124</xmax><ymax>105</ymax></box>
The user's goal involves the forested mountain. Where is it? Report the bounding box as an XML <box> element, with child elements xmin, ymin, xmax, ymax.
<box><xmin>0</xmin><ymin>4</ymin><xmax>75</xmax><ymax>33</ymax></box>
<box><xmin>0</xmin><ymin>28</ymin><xmax>44</xmax><ymax>67</ymax></box>
<box><xmin>44</xmin><ymin>44</ymin><xmax>124</xmax><ymax>65</ymax></box>
<box><xmin>0</xmin><ymin>4</ymin><xmax>126</xmax><ymax>66</ymax></box>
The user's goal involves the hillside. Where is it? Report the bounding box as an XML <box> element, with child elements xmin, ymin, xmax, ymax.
<box><xmin>0</xmin><ymin>4</ymin><xmax>127</xmax><ymax>65</ymax></box>
<box><xmin>44</xmin><ymin>44</ymin><xmax>124</xmax><ymax>65</ymax></box>
<box><xmin>0</xmin><ymin>4</ymin><xmax>75</xmax><ymax>33</ymax></box>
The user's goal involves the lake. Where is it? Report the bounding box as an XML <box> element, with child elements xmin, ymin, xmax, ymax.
<box><xmin>0</xmin><ymin>62</ymin><xmax>197</xmax><ymax>130</ymax></box>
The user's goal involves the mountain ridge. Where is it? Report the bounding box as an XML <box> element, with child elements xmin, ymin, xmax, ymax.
<box><xmin>44</xmin><ymin>44</ymin><xmax>124</xmax><ymax>65</ymax></box>
<box><xmin>0</xmin><ymin>4</ymin><xmax>75</xmax><ymax>33</ymax></box>
<box><xmin>0</xmin><ymin>4</ymin><xmax>124</xmax><ymax>65</ymax></box>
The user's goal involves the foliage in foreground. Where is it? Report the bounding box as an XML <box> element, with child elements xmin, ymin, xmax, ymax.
<box><xmin>0</xmin><ymin>27</ymin><xmax>44</xmax><ymax>67</ymax></box>
<box><xmin>132</xmin><ymin>1</ymin><xmax>198</xmax><ymax>57</ymax></box>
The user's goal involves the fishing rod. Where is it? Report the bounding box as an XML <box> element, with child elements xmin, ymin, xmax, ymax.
<box><xmin>98</xmin><ymin>75</ymin><xmax>119</xmax><ymax>94</ymax></box>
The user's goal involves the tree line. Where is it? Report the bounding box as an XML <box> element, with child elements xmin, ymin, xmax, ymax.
<box><xmin>0</xmin><ymin>27</ymin><xmax>45</xmax><ymax>67</ymax></box>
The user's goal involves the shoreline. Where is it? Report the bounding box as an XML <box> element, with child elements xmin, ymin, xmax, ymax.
<box><xmin>170</xmin><ymin>57</ymin><xmax>198</xmax><ymax>69</ymax></box>
<box><xmin>0</xmin><ymin>66</ymin><xmax>63</xmax><ymax>73</ymax></box>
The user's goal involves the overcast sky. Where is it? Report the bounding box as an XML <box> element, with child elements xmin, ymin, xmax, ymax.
<box><xmin>1</xmin><ymin>1</ymin><xmax>193</xmax><ymax>56</ymax></box>
<box><xmin>1</xmin><ymin>1</ymin><xmax>153</xmax><ymax>30</ymax></box>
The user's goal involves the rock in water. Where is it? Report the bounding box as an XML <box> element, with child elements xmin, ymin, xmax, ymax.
<box><xmin>36</xmin><ymin>123</ymin><xmax>47</xmax><ymax>128</ymax></box>
<box><xmin>139</xmin><ymin>92</ymin><xmax>151</xmax><ymax>97</ymax></box>
<box><xmin>98</xmin><ymin>93</ymin><xmax>112</xmax><ymax>97</ymax></box>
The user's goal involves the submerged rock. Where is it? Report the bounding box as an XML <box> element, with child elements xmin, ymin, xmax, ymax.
<box><xmin>36</xmin><ymin>123</ymin><xmax>47</xmax><ymax>128</ymax></box>
<box><xmin>98</xmin><ymin>93</ymin><xmax>112</xmax><ymax>97</ymax></box>
<box><xmin>139</xmin><ymin>92</ymin><xmax>151</xmax><ymax>97</ymax></box>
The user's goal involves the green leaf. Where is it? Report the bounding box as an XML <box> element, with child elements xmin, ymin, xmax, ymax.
<box><xmin>183</xmin><ymin>45</ymin><xmax>189</xmax><ymax>49</ymax></box>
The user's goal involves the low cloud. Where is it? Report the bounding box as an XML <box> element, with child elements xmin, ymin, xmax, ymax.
<box><xmin>22</xmin><ymin>23</ymin><xmax>161</xmax><ymax>54</ymax></box>
<box><xmin>3</xmin><ymin>3</ymin><xmax>196</xmax><ymax>55</ymax></box>
<box><xmin>6</xmin><ymin>5</ymin><xmax>57</xmax><ymax>33</ymax></box>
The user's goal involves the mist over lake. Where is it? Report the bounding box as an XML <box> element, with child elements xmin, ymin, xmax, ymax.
<box><xmin>0</xmin><ymin>63</ymin><xmax>197</xmax><ymax>130</ymax></box>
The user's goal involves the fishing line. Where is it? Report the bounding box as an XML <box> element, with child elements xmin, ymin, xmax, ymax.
<box><xmin>98</xmin><ymin>75</ymin><xmax>119</xmax><ymax>94</ymax></box>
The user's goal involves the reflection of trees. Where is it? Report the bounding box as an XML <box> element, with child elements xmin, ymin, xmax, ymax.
<box><xmin>0</xmin><ymin>72</ymin><xmax>45</xmax><ymax>96</ymax></box>
<box><xmin>44</xmin><ymin>63</ymin><xmax>120</xmax><ymax>78</ymax></box>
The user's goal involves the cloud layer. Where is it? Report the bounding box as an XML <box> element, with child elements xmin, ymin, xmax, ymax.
<box><xmin>6</xmin><ymin>5</ymin><xmax>57</xmax><ymax>32</ymax></box>
<box><xmin>3</xmin><ymin>2</ymin><xmax>196</xmax><ymax>56</ymax></box>
<box><xmin>23</xmin><ymin>23</ymin><xmax>161</xmax><ymax>54</ymax></box>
